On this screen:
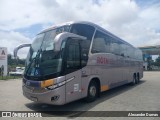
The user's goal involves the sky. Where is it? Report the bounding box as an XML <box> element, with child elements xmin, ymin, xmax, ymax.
<box><xmin>0</xmin><ymin>0</ymin><xmax>160</xmax><ymax>58</ymax></box>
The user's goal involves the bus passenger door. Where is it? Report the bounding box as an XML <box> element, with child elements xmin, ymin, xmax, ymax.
<box><xmin>64</xmin><ymin>38</ymin><xmax>82</xmax><ymax>103</ymax></box>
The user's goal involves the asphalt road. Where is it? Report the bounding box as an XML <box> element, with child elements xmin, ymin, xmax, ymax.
<box><xmin>0</xmin><ymin>71</ymin><xmax>160</xmax><ymax>120</ymax></box>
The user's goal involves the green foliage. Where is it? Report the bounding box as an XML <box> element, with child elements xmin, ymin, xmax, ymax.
<box><xmin>8</xmin><ymin>54</ymin><xmax>25</xmax><ymax>65</ymax></box>
<box><xmin>0</xmin><ymin>76</ymin><xmax>21</xmax><ymax>80</ymax></box>
<box><xmin>0</xmin><ymin>54</ymin><xmax>24</xmax><ymax>80</ymax></box>
<box><xmin>8</xmin><ymin>54</ymin><xmax>25</xmax><ymax>66</ymax></box>
<box><xmin>7</xmin><ymin>54</ymin><xmax>25</xmax><ymax>72</ymax></box>
<box><xmin>154</xmin><ymin>55</ymin><xmax>160</xmax><ymax>66</ymax></box>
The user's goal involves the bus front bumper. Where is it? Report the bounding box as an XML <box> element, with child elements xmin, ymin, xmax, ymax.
<box><xmin>22</xmin><ymin>85</ymin><xmax>66</xmax><ymax>105</ymax></box>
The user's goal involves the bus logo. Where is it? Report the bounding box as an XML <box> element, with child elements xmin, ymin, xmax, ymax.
<box><xmin>97</xmin><ymin>57</ymin><xmax>108</xmax><ymax>64</ymax></box>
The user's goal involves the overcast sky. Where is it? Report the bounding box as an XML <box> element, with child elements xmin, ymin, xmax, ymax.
<box><xmin>0</xmin><ymin>0</ymin><xmax>160</xmax><ymax>58</ymax></box>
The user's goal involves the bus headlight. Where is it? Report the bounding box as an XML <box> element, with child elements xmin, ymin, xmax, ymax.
<box><xmin>40</xmin><ymin>79</ymin><xmax>55</xmax><ymax>88</ymax></box>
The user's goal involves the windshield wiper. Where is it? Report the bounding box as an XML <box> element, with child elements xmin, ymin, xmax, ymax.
<box><xmin>34</xmin><ymin>49</ymin><xmax>42</xmax><ymax>66</ymax></box>
<box><xmin>25</xmin><ymin>49</ymin><xmax>42</xmax><ymax>77</ymax></box>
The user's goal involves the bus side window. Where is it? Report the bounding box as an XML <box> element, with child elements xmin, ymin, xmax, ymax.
<box><xmin>65</xmin><ymin>40</ymin><xmax>81</xmax><ymax>73</ymax></box>
<box><xmin>105</xmin><ymin>35</ymin><xmax>111</xmax><ymax>53</ymax></box>
<box><xmin>119</xmin><ymin>42</ymin><xmax>126</xmax><ymax>57</ymax></box>
<box><xmin>126</xmin><ymin>46</ymin><xmax>134</xmax><ymax>59</ymax></box>
<box><xmin>70</xmin><ymin>24</ymin><xmax>95</xmax><ymax>40</ymax></box>
<box><xmin>126</xmin><ymin>45</ymin><xmax>131</xmax><ymax>58</ymax></box>
<box><xmin>91</xmin><ymin>31</ymin><xmax>110</xmax><ymax>53</ymax></box>
<box><xmin>122</xmin><ymin>44</ymin><xmax>128</xmax><ymax>57</ymax></box>
<box><xmin>92</xmin><ymin>38</ymin><xmax>106</xmax><ymax>53</ymax></box>
<box><xmin>136</xmin><ymin>49</ymin><xmax>143</xmax><ymax>60</ymax></box>
<box><xmin>81</xmin><ymin>40</ymin><xmax>90</xmax><ymax>67</ymax></box>
<box><xmin>67</xmin><ymin>44</ymin><xmax>80</xmax><ymax>68</ymax></box>
<box><xmin>110</xmin><ymin>40</ymin><xmax>120</xmax><ymax>55</ymax></box>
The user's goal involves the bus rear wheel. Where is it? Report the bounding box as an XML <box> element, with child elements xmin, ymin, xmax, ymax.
<box><xmin>131</xmin><ymin>74</ymin><xmax>136</xmax><ymax>85</ymax></box>
<box><xmin>137</xmin><ymin>73</ymin><xmax>140</xmax><ymax>83</ymax></box>
<box><xmin>85</xmin><ymin>81</ymin><xmax>98</xmax><ymax>102</ymax></box>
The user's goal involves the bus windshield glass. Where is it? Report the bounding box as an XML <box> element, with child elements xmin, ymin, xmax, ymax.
<box><xmin>24</xmin><ymin>26</ymin><xmax>69</xmax><ymax>80</ymax></box>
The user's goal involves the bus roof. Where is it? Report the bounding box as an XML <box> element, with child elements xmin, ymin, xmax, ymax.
<box><xmin>40</xmin><ymin>21</ymin><xmax>135</xmax><ymax>48</ymax></box>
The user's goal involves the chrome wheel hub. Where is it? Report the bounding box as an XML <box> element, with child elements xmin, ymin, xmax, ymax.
<box><xmin>90</xmin><ymin>86</ymin><xmax>96</xmax><ymax>97</ymax></box>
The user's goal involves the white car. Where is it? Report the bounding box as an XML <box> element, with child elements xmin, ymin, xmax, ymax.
<box><xmin>9</xmin><ymin>67</ymin><xmax>25</xmax><ymax>76</ymax></box>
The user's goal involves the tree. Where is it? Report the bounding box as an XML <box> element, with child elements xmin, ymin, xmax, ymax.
<box><xmin>154</xmin><ymin>55</ymin><xmax>160</xmax><ymax>66</ymax></box>
<box><xmin>7</xmin><ymin>54</ymin><xmax>25</xmax><ymax>72</ymax></box>
<box><xmin>7</xmin><ymin>54</ymin><xmax>16</xmax><ymax>65</ymax></box>
<box><xmin>7</xmin><ymin>54</ymin><xmax>25</xmax><ymax>66</ymax></box>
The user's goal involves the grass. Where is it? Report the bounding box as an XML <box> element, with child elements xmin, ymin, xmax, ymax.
<box><xmin>0</xmin><ymin>75</ymin><xmax>22</xmax><ymax>80</ymax></box>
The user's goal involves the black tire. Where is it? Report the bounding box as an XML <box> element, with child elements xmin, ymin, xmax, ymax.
<box><xmin>135</xmin><ymin>75</ymin><xmax>138</xmax><ymax>84</ymax></box>
<box><xmin>137</xmin><ymin>73</ymin><xmax>140</xmax><ymax>83</ymax></box>
<box><xmin>131</xmin><ymin>74</ymin><xmax>136</xmax><ymax>85</ymax></box>
<box><xmin>85</xmin><ymin>81</ymin><xmax>98</xmax><ymax>102</ymax></box>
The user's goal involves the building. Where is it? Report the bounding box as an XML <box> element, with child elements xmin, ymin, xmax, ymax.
<box><xmin>139</xmin><ymin>45</ymin><xmax>160</xmax><ymax>70</ymax></box>
<box><xmin>0</xmin><ymin>47</ymin><xmax>7</xmax><ymax>76</ymax></box>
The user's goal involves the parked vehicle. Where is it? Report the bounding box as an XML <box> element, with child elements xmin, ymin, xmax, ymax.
<box><xmin>14</xmin><ymin>21</ymin><xmax>143</xmax><ymax>105</ymax></box>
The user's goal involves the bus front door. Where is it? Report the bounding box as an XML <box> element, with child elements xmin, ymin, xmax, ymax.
<box><xmin>64</xmin><ymin>38</ymin><xmax>82</xmax><ymax>103</ymax></box>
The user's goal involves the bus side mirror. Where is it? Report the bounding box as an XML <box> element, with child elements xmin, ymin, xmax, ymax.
<box><xmin>54</xmin><ymin>32</ymin><xmax>86</xmax><ymax>51</ymax></box>
<box><xmin>14</xmin><ymin>44</ymin><xmax>31</xmax><ymax>59</ymax></box>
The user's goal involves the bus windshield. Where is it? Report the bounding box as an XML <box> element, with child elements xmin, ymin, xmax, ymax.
<box><xmin>24</xmin><ymin>26</ymin><xmax>69</xmax><ymax>80</ymax></box>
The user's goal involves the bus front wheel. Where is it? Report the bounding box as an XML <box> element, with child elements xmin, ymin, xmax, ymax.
<box><xmin>85</xmin><ymin>81</ymin><xmax>98</xmax><ymax>102</ymax></box>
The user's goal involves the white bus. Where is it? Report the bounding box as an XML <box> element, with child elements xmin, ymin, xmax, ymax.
<box><xmin>14</xmin><ymin>21</ymin><xmax>143</xmax><ymax>105</ymax></box>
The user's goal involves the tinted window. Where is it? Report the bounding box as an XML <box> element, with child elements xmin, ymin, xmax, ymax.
<box><xmin>120</xmin><ymin>43</ymin><xmax>127</xmax><ymax>57</ymax></box>
<box><xmin>135</xmin><ymin>49</ymin><xmax>143</xmax><ymax>60</ymax></box>
<box><xmin>70</xmin><ymin>24</ymin><xmax>95</xmax><ymax>40</ymax></box>
<box><xmin>92</xmin><ymin>31</ymin><xmax>111</xmax><ymax>53</ymax></box>
<box><xmin>66</xmin><ymin>40</ymin><xmax>80</xmax><ymax>70</ymax></box>
<box><xmin>126</xmin><ymin>45</ymin><xmax>135</xmax><ymax>59</ymax></box>
<box><xmin>81</xmin><ymin>40</ymin><xmax>90</xmax><ymax>67</ymax></box>
<box><xmin>110</xmin><ymin>39</ymin><xmax>120</xmax><ymax>55</ymax></box>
